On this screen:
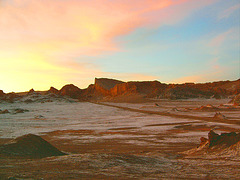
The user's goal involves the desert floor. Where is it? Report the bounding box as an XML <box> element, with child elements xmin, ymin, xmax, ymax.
<box><xmin>0</xmin><ymin>99</ymin><xmax>239</xmax><ymax>179</ymax></box>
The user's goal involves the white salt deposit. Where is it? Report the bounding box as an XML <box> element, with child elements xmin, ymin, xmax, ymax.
<box><xmin>0</xmin><ymin>102</ymin><xmax>195</xmax><ymax>138</ymax></box>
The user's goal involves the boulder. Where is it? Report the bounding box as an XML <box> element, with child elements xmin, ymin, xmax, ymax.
<box><xmin>0</xmin><ymin>134</ymin><xmax>66</xmax><ymax>158</ymax></box>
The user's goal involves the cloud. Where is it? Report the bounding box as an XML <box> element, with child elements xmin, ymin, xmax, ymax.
<box><xmin>208</xmin><ymin>29</ymin><xmax>234</xmax><ymax>48</ymax></box>
<box><xmin>0</xmin><ymin>0</ymin><xmax>218</xmax><ymax>92</ymax></box>
<box><xmin>0</xmin><ymin>0</ymin><xmax>217</xmax><ymax>57</ymax></box>
<box><xmin>218</xmin><ymin>3</ymin><xmax>240</xmax><ymax>20</ymax></box>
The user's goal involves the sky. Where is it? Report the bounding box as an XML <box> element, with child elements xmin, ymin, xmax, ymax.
<box><xmin>0</xmin><ymin>0</ymin><xmax>239</xmax><ymax>92</ymax></box>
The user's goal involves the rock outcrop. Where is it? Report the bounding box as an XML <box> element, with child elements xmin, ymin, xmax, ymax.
<box><xmin>182</xmin><ymin>130</ymin><xmax>240</xmax><ymax>157</ymax></box>
<box><xmin>59</xmin><ymin>84</ymin><xmax>82</xmax><ymax>99</ymax></box>
<box><xmin>0</xmin><ymin>109</ymin><xmax>10</xmax><ymax>114</ymax></box>
<box><xmin>0</xmin><ymin>134</ymin><xmax>66</xmax><ymax>158</ymax></box>
<box><xmin>28</xmin><ymin>88</ymin><xmax>35</xmax><ymax>95</ymax></box>
<box><xmin>95</xmin><ymin>78</ymin><xmax>124</xmax><ymax>90</ymax></box>
<box><xmin>4</xmin><ymin>92</ymin><xmax>20</xmax><ymax>102</ymax></box>
<box><xmin>47</xmin><ymin>86</ymin><xmax>59</xmax><ymax>94</ymax></box>
<box><xmin>0</xmin><ymin>90</ymin><xmax>5</xmax><ymax>97</ymax></box>
<box><xmin>195</xmin><ymin>104</ymin><xmax>219</xmax><ymax>111</ymax></box>
<box><xmin>213</xmin><ymin>112</ymin><xmax>227</xmax><ymax>120</ymax></box>
<box><xmin>208</xmin><ymin>130</ymin><xmax>240</xmax><ymax>147</ymax></box>
<box><xmin>229</xmin><ymin>93</ymin><xmax>240</xmax><ymax>106</ymax></box>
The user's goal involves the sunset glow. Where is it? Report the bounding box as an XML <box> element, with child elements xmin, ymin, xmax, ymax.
<box><xmin>0</xmin><ymin>0</ymin><xmax>239</xmax><ymax>92</ymax></box>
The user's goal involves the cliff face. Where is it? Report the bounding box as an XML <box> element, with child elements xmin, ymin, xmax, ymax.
<box><xmin>95</xmin><ymin>78</ymin><xmax>124</xmax><ymax>90</ymax></box>
<box><xmin>93</xmin><ymin>78</ymin><xmax>124</xmax><ymax>97</ymax></box>
<box><xmin>109</xmin><ymin>81</ymin><xmax>167</xmax><ymax>97</ymax></box>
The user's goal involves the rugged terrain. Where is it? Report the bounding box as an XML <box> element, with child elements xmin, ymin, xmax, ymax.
<box><xmin>0</xmin><ymin>78</ymin><xmax>239</xmax><ymax>179</ymax></box>
<box><xmin>0</xmin><ymin>97</ymin><xmax>239</xmax><ymax>179</ymax></box>
<box><xmin>0</xmin><ymin>78</ymin><xmax>239</xmax><ymax>103</ymax></box>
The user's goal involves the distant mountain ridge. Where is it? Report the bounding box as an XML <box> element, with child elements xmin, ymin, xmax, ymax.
<box><xmin>1</xmin><ymin>78</ymin><xmax>239</xmax><ymax>101</ymax></box>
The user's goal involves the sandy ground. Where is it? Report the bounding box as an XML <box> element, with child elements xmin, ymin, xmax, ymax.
<box><xmin>0</xmin><ymin>99</ymin><xmax>239</xmax><ymax>179</ymax></box>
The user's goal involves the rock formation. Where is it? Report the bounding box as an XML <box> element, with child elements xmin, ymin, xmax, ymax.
<box><xmin>95</xmin><ymin>78</ymin><xmax>124</xmax><ymax>90</ymax></box>
<box><xmin>208</xmin><ymin>130</ymin><xmax>240</xmax><ymax>147</ymax></box>
<box><xmin>12</xmin><ymin>108</ymin><xmax>29</xmax><ymax>114</ymax></box>
<box><xmin>28</xmin><ymin>88</ymin><xmax>35</xmax><ymax>95</ymax></box>
<box><xmin>196</xmin><ymin>104</ymin><xmax>219</xmax><ymax>111</ymax></box>
<box><xmin>213</xmin><ymin>112</ymin><xmax>227</xmax><ymax>120</ymax></box>
<box><xmin>0</xmin><ymin>90</ymin><xmax>5</xmax><ymax>97</ymax></box>
<box><xmin>59</xmin><ymin>84</ymin><xmax>82</xmax><ymax>99</ymax></box>
<box><xmin>229</xmin><ymin>93</ymin><xmax>240</xmax><ymax>106</ymax></box>
<box><xmin>182</xmin><ymin>130</ymin><xmax>240</xmax><ymax>157</ymax></box>
<box><xmin>0</xmin><ymin>109</ymin><xmax>10</xmax><ymax>114</ymax></box>
<box><xmin>47</xmin><ymin>86</ymin><xmax>59</xmax><ymax>94</ymax></box>
<box><xmin>0</xmin><ymin>134</ymin><xmax>66</xmax><ymax>158</ymax></box>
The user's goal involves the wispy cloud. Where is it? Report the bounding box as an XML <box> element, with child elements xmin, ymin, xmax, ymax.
<box><xmin>218</xmin><ymin>3</ymin><xmax>240</xmax><ymax>20</ymax></box>
<box><xmin>208</xmin><ymin>29</ymin><xmax>233</xmax><ymax>49</ymax></box>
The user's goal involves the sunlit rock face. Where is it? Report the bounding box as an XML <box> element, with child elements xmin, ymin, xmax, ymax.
<box><xmin>93</xmin><ymin>78</ymin><xmax>124</xmax><ymax>96</ymax></box>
